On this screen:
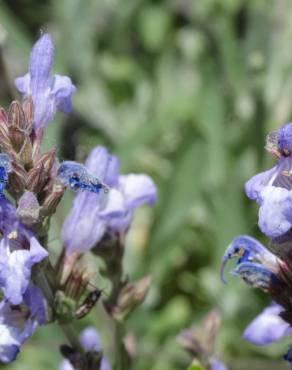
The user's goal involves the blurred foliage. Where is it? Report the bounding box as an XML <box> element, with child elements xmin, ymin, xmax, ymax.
<box><xmin>0</xmin><ymin>0</ymin><xmax>292</xmax><ymax>369</ymax></box>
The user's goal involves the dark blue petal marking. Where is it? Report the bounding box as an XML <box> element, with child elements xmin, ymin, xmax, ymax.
<box><xmin>231</xmin><ymin>261</ymin><xmax>278</xmax><ymax>291</ymax></box>
<box><xmin>221</xmin><ymin>235</ymin><xmax>277</xmax><ymax>284</ymax></box>
<box><xmin>57</xmin><ymin>161</ymin><xmax>109</xmax><ymax>194</ymax></box>
<box><xmin>0</xmin><ymin>154</ymin><xmax>11</xmax><ymax>197</ymax></box>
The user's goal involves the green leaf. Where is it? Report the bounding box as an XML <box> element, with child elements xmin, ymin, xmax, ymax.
<box><xmin>187</xmin><ymin>360</ymin><xmax>206</xmax><ymax>370</ymax></box>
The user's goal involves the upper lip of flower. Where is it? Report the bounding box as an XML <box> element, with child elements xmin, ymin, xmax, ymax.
<box><xmin>221</xmin><ymin>235</ymin><xmax>279</xmax><ymax>284</ymax></box>
<box><xmin>14</xmin><ymin>33</ymin><xmax>76</xmax><ymax>129</ymax></box>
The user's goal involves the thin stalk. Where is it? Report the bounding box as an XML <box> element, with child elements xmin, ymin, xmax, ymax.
<box><xmin>106</xmin><ymin>256</ymin><xmax>129</xmax><ymax>370</ymax></box>
<box><xmin>61</xmin><ymin>323</ymin><xmax>82</xmax><ymax>350</ymax></box>
<box><xmin>113</xmin><ymin>321</ymin><xmax>128</xmax><ymax>370</ymax></box>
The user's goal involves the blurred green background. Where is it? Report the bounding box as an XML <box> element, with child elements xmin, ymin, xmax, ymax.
<box><xmin>0</xmin><ymin>0</ymin><xmax>292</xmax><ymax>369</ymax></box>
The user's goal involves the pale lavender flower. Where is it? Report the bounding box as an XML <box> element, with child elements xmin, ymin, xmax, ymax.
<box><xmin>221</xmin><ymin>235</ymin><xmax>278</xmax><ymax>284</ymax></box>
<box><xmin>210</xmin><ymin>358</ymin><xmax>228</xmax><ymax>370</ymax></box>
<box><xmin>59</xmin><ymin>327</ymin><xmax>111</xmax><ymax>370</ymax></box>
<box><xmin>245</xmin><ymin>156</ymin><xmax>292</xmax><ymax>238</ymax></box>
<box><xmin>277</xmin><ymin>122</ymin><xmax>292</xmax><ymax>153</ymax></box>
<box><xmin>243</xmin><ymin>303</ymin><xmax>292</xmax><ymax>345</ymax></box>
<box><xmin>15</xmin><ymin>33</ymin><xmax>76</xmax><ymax>129</ymax></box>
<box><xmin>0</xmin><ymin>198</ymin><xmax>48</xmax><ymax>304</ymax></box>
<box><xmin>0</xmin><ymin>285</ymin><xmax>46</xmax><ymax>363</ymax></box>
<box><xmin>79</xmin><ymin>327</ymin><xmax>102</xmax><ymax>351</ymax></box>
<box><xmin>62</xmin><ymin>146</ymin><xmax>157</xmax><ymax>253</ymax></box>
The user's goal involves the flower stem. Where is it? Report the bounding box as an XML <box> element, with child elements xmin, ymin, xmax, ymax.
<box><xmin>113</xmin><ymin>321</ymin><xmax>128</xmax><ymax>370</ymax></box>
<box><xmin>60</xmin><ymin>323</ymin><xmax>81</xmax><ymax>350</ymax></box>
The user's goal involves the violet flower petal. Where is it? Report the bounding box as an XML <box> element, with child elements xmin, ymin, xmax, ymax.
<box><xmin>245</xmin><ymin>166</ymin><xmax>278</xmax><ymax>202</ymax></box>
<box><xmin>210</xmin><ymin>358</ymin><xmax>228</xmax><ymax>370</ymax></box>
<box><xmin>79</xmin><ymin>327</ymin><xmax>101</xmax><ymax>352</ymax></box>
<box><xmin>278</xmin><ymin>123</ymin><xmax>292</xmax><ymax>153</ymax></box>
<box><xmin>221</xmin><ymin>235</ymin><xmax>278</xmax><ymax>283</ymax></box>
<box><xmin>231</xmin><ymin>261</ymin><xmax>278</xmax><ymax>291</ymax></box>
<box><xmin>15</xmin><ymin>33</ymin><xmax>76</xmax><ymax>129</ymax></box>
<box><xmin>0</xmin><ymin>236</ymin><xmax>48</xmax><ymax>305</ymax></box>
<box><xmin>243</xmin><ymin>303</ymin><xmax>292</xmax><ymax>345</ymax></box>
<box><xmin>258</xmin><ymin>186</ymin><xmax>292</xmax><ymax>238</ymax></box>
<box><xmin>0</xmin><ymin>286</ymin><xmax>46</xmax><ymax>363</ymax></box>
<box><xmin>119</xmin><ymin>174</ymin><xmax>157</xmax><ymax>209</ymax></box>
<box><xmin>85</xmin><ymin>146</ymin><xmax>120</xmax><ymax>186</ymax></box>
<box><xmin>62</xmin><ymin>192</ymin><xmax>106</xmax><ymax>253</ymax></box>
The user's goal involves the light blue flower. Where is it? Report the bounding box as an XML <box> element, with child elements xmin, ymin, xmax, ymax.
<box><xmin>0</xmin><ymin>198</ymin><xmax>48</xmax><ymax>304</ymax></box>
<box><xmin>62</xmin><ymin>146</ymin><xmax>157</xmax><ymax>253</ymax></box>
<box><xmin>243</xmin><ymin>303</ymin><xmax>292</xmax><ymax>345</ymax></box>
<box><xmin>0</xmin><ymin>285</ymin><xmax>46</xmax><ymax>363</ymax></box>
<box><xmin>15</xmin><ymin>33</ymin><xmax>76</xmax><ymax>129</ymax></box>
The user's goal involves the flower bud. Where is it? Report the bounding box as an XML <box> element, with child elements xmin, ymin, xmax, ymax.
<box><xmin>0</xmin><ymin>120</ymin><xmax>12</xmax><ymax>153</ymax></box>
<box><xmin>8</xmin><ymin>159</ymin><xmax>26</xmax><ymax>196</ymax></box>
<box><xmin>34</xmin><ymin>148</ymin><xmax>56</xmax><ymax>173</ymax></box>
<box><xmin>0</xmin><ymin>107</ymin><xmax>7</xmax><ymax>123</ymax></box>
<box><xmin>17</xmin><ymin>191</ymin><xmax>40</xmax><ymax>227</ymax></box>
<box><xmin>7</xmin><ymin>101</ymin><xmax>25</xmax><ymax>129</ymax></box>
<box><xmin>19</xmin><ymin>137</ymin><xmax>33</xmax><ymax>166</ymax></box>
<box><xmin>26</xmin><ymin>164</ymin><xmax>47</xmax><ymax>193</ymax></box>
<box><xmin>41</xmin><ymin>183</ymin><xmax>65</xmax><ymax>216</ymax></box>
<box><xmin>21</xmin><ymin>97</ymin><xmax>33</xmax><ymax>132</ymax></box>
<box><xmin>111</xmin><ymin>276</ymin><xmax>151</xmax><ymax>321</ymax></box>
<box><xmin>9</xmin><ymin>126</ymin><xmax>26</xmax><ymax>151</ymax></box>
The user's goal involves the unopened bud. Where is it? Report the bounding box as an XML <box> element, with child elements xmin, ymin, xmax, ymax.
<box><xmin>21</xmin><ymin>97</ymin><xmax>33</xmax><ymax>132</ymax></box>
<box><xmin>0</xmin><ymin>107</ymin><xmax>7</xmax><ymax>123</ymax></box>
<box><xmin>34</xmin><ymin>148</ymin><xmax>56</xmax><ymax>173</ymax></box>
<box><xmin>19</xmin><ymin>137</ymin><xmax>33</xmax><ymax>166</ymax></box>
<box><xmin>0</xmin><ymin>117</ymin><xmax>12</xmax><ymax>153</ymax></box>
<box><xmin>8</xmin><ymin>160</ymin><xmax>26</xmax><ymax>195</ymax></box>
<box><xmin>41</xmin><ymin>183</ymin><xmax>65</xmax><ymax>216</ymax></box>
<box><xmin>9</xmin><ymin>126</ymin><xmax>26</xmax><ymax>151</ymax></box>
<box><xmin>26</xmin><ymin>164</ymin><xmax>47</xmax><ymax>193</ymax></box>
<box><xmin>112</xmin><ymin>276</ymin><xmax>151</xmax><ymax>321</ymax></box>
<box><xmin>17</xmin><ymin>191</ymin><xmax>40</xmax><ymax>227</ymax></box>
<box><xmin>7</xmin><ymin>101</ymin><xmax>25</xmax><ymax>128</ymax></box>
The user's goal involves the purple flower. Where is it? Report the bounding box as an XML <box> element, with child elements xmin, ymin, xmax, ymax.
<box><xmin>245</xmin><ymin>157</ymin><xmax>292</xmax><ymax>238</ymax></box>
<box><xmin>277</xmin><ymin>123</ymin><xmax>292</xmax><ymax>154</ymax></box>
<box><xmin>243</xmin><ymin>303</ymin><xmax>292</xmax><ymax>345</ymax></box>
<box><xmin>15</xmin><ymin>33</ymin><xmax>76</xmax><ymax>129</ymax></box>
<box><xmin>59</xmin><ymin>327</ymin><xmax>111</xmax><ymax>370</ymax></box>
<box><xmin>231</xmin><ymin>261</ymin><xmax>279</xmax><ymax>291</ymax></box>
<box><xmin>210</xmin><ymin>358</ymin><xmax>228</xmax><ymax>370</ymax></box>
<box><xmin>62</xmin><ymin>146</ymin><xmax>157</xmax><ymax>253</ymax></box>
<box><xmin>0</xmin><ymin>198</ymin><xmax>48</xmax><ymax>304</ymax></box>
<box><xmin>221</xmin><ymin>235</ymin><xmax>278</xmax><ymax>284</ymax></box>
<box><xmin>79</xmin><ymin>327</ymin><xmax>102</xmax><ymax>351</ymax></box>
<box><xmin>0</xmin><ymin>285</ymin><xmax>46</xmax><ymax>363</ymax></box>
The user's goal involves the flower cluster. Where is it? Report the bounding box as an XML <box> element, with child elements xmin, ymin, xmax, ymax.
<box><xmin>0</xmin><ymin>33</ymin><xmax>157</xmax><ymax>368</ymax></box>
<box><xmin>222</xmin><ymin>122</ymin><xmax>292</xmax><ymax>367</ymax></box>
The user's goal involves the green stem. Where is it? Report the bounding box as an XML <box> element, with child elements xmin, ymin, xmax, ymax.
<box><xmin>105</xmin><ymin>253</ymin><xmax>129</xmax><ymax>370</ymax></box>
<box><xmin>113</xmin><ymin>321</ymin><xmax>128</xmax><ymax>370</ymax></box>
<box><xmin>61</xmin><ymin>323</ymin><xmax>82</xmax><ymax>350</ymax></box>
